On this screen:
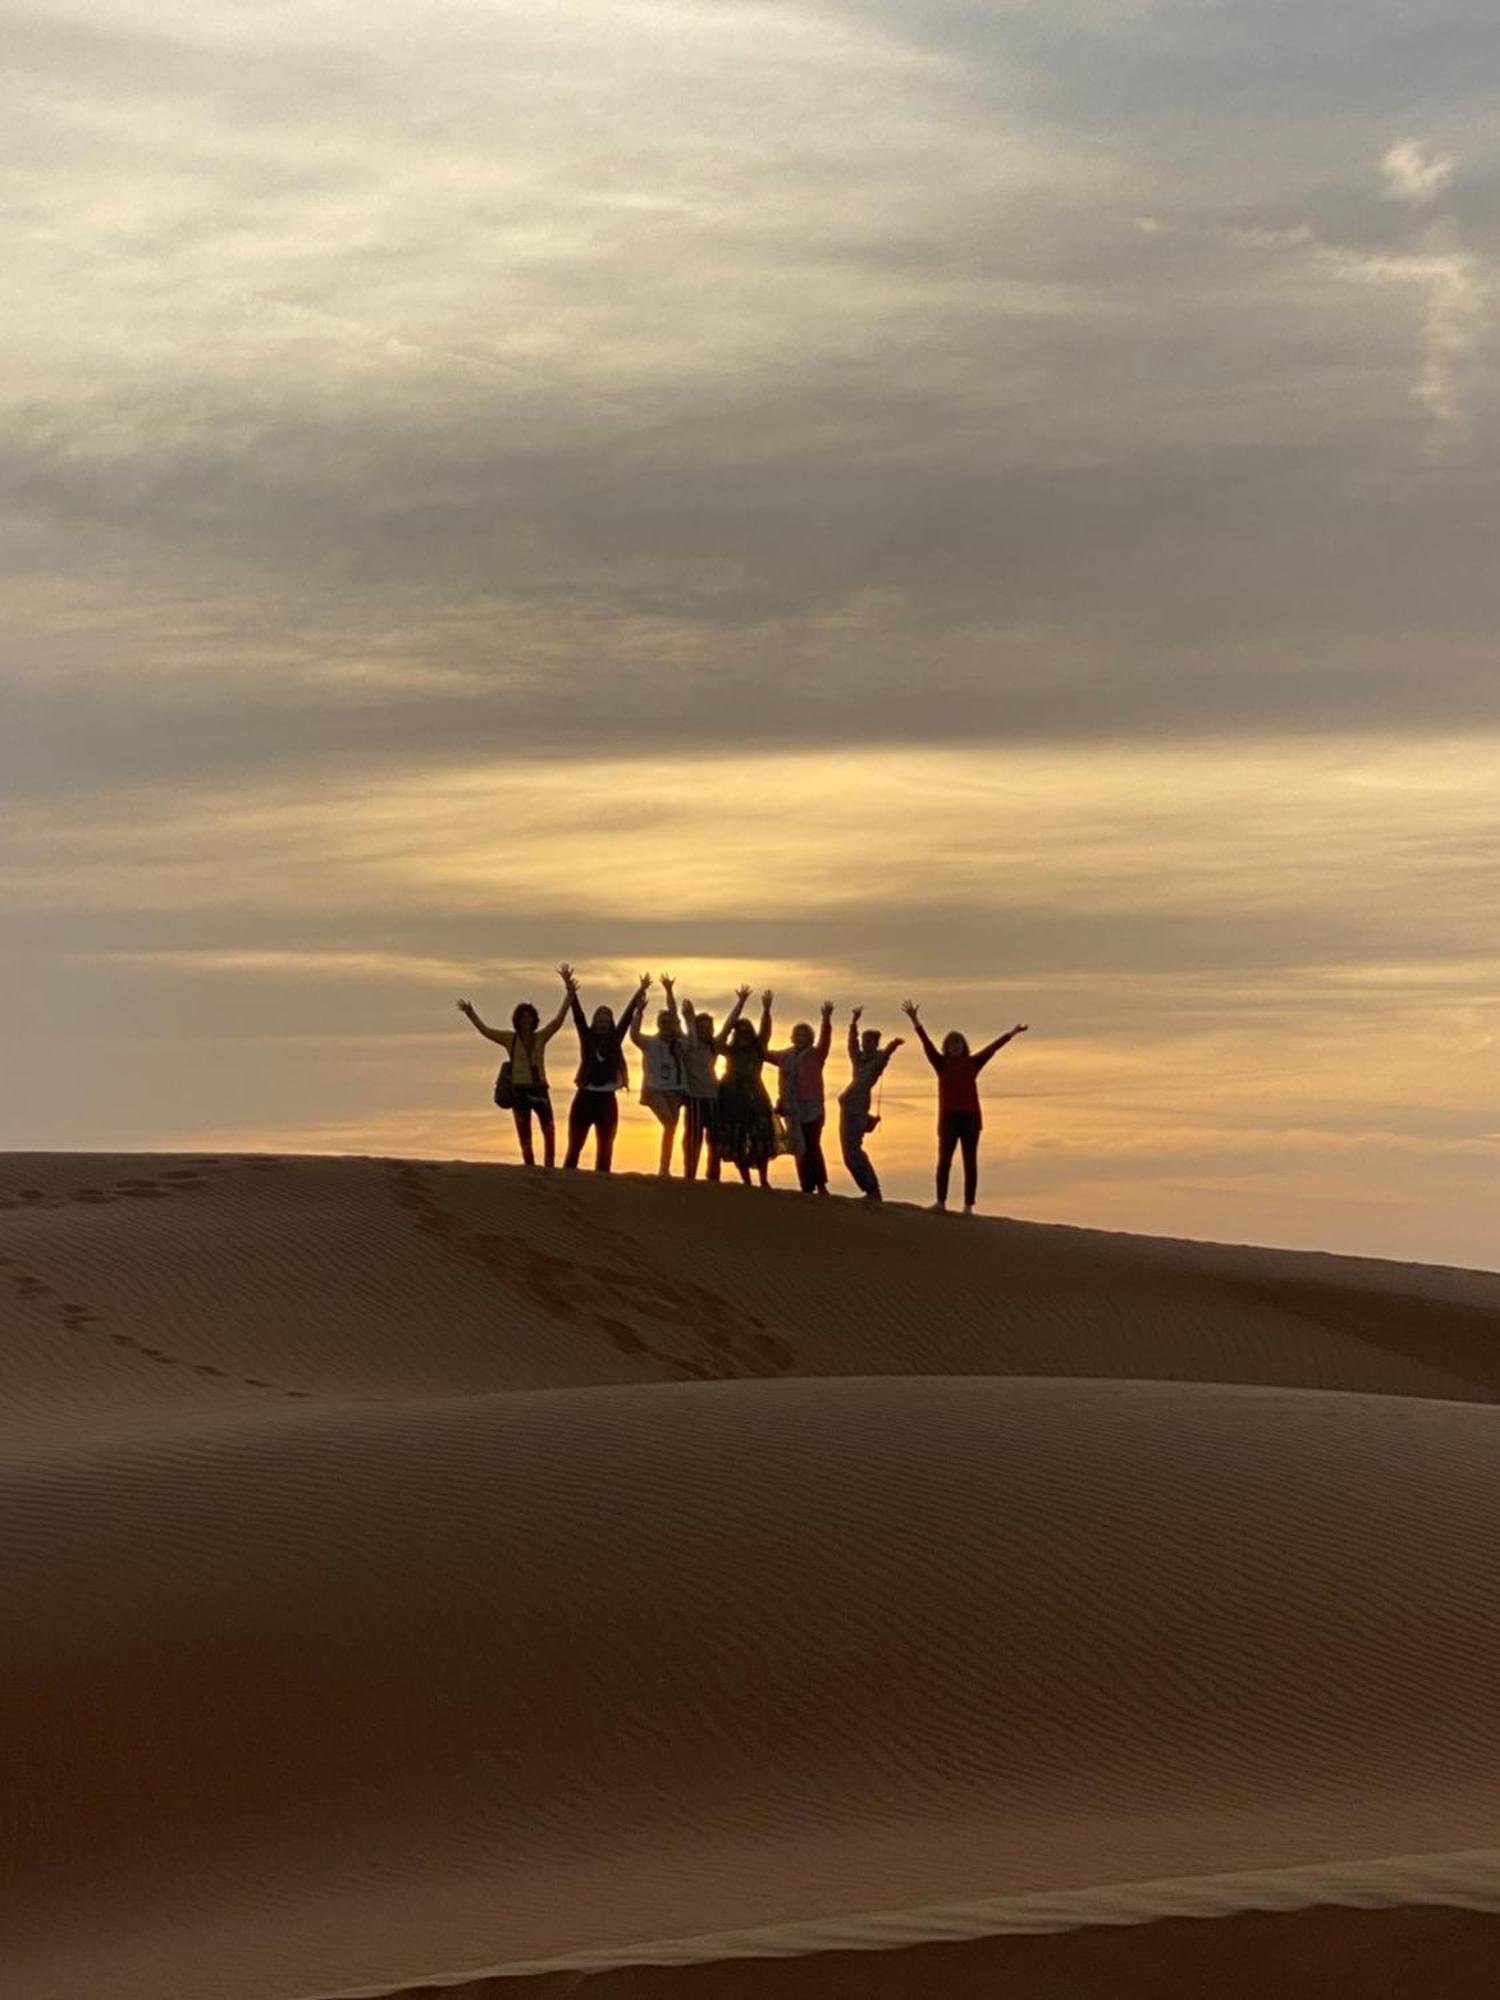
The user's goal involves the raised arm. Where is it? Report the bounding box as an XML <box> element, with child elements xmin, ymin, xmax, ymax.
<box><xmin>847</xmin><ymin>1009</ymin><xmax>862</xmax><ymax>1067</ymax></box>
<box><xmin>536</xmin><ymin>990</ymin><xmax>571</xmax><ymax>1042</ymax></box>
<box><xmin>867</xmin><ymin>1036</ymin><xmax>904</xmax><ymax>1086</ymax></box>
<box><xmin>816</xmin><ymin>1002</ymin><xmax>833</xmax><ymax>1061</ymax></box>
<box><xmin>712</xmin><ymin>985</ymin><xmax>752</xmax><ymax>1054</ymax></box>
<box><xmin>901</xmin><ymin>1000</ymin><xmax>941</xmax><ymax>1071</ymax></box>
<box><xmin>456</xmin><ymin>999</ymin><xmax>511</xmax><ymax>1048</ymax></box>
<box><xmin>974</xmin><ymin>1023</ymin><xmax>1029</xmax><ymax>1071</ymax></box>
<box><xmin>757</xmin><ymin>989</ymin><xmax>774</xmax><ymax>1053</ymax></box>
<box><xmin>660</xmin><ymin>975</ymin><xmax>682</xmax><ymax>1037</ymax></box>
<box><xmin>537</xmin><ymin>968</ymin><xmax>575</xmax><ymax>1044</ymax></box>
<box><xmin>616</xmin><ymin>974</ymin><xmax>651</xmax><ymax>1045</ymax></box>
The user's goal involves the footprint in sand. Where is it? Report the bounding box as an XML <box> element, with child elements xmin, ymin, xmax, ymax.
<box><xmin>386</xmin><ymin>1161</ymin><xmax>798</xmax><ymax>1382</ymax></box>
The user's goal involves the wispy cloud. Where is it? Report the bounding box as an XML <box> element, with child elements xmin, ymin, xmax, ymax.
<box><xmin>1381</xmin><ymin>137</ymin><xmax>1457</xmax><ymax>206</ymax></box>
<box><xmin>1138</xmin><ymin>138</ymin><xmax>1488</xmax><ymax>460</ymax></box>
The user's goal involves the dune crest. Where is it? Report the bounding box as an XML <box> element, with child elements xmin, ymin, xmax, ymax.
<box><xmin>4</xmin><ymin>1153</ymin><xmax>1500</xmax><ymax>1998</ymax></box>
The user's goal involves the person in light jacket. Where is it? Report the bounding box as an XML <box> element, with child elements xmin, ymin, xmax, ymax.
<box><xmin>765</xmin><ymin>1000</ymin><xmax>834</xmax><ymax>1195</ymax></box>
<box><xmin>838</xmin><ymin>1007</ymin><xmax>904</xmax><ymax>1203</ymax></box>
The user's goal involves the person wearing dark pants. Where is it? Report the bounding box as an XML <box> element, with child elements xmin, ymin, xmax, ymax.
<box><xmin>767</xmin><ymin>1000</ymin><xmax>834</xmax><ymax>1194</ymax></box>
<box><xmin>838</xmin><ymin>1008</ymin><xmax>904</xmax><ymax>1202</ymax></box>
<box><xmin>563</xmin><ymin>970</ymin><xmax>650</xmax><ymax>1172</ymax></box>
<box><xmin>457</xmin><ymin>970</ymin><xmax>572</xmax><ymax>1168</ymax></box>
<box><xmin>936</xmin><ymin>1110</ymin><xmax>981</xmax><ymax>1211</ymax></box>
<box><xmin>566</xmin><ymin>1089</ymin><xmax>619</xmax><ymax>1173</ymax></box>
<box><xmin>901</xmin><ymin>999</ymin><xmax>1028</xmax><ymax>1215</ymax></box>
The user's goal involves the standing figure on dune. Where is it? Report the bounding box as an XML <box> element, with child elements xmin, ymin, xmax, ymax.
<box><xmin>838</xmin><ymin>1007</ymin><xmax>904</xmax><ymax>1204</ymax></box>
<box><xmin>901</xmin><ymin>1000</ymin><xmax>1028</xmax><ymax>1215</ymax></box>
<box><xmin>766</xmin><ymin>1000</ymin><xmax>835</xmax><ymax>1195</ymax></box>
<box><xmin>630</xmin><ymin>973</ymin><xmax>688</xmax><ymax>1177</ymax></box>
<box><xmin>679</xmin><ymin>984</ymin><xmax>750</xmax><ymax>1182</ymax></box>
<box><xmin>716</xmin><ymin>989</ymin><xmax>778</xmax><ymax>1188</ymax></box>
<box><xmin>457</xmin><ymin>969</ymin><xmax>573</xmax><ymax>1168</ymax></box>
<box><xmin>563</xmin><ymin>969</ymin><xmax>651</xmax><ymax>1173</ymax></box>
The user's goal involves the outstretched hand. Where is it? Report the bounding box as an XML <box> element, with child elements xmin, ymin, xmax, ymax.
<box><xmin>735</xmin><ymin>983</ymin><xmax>752</xmax><ymax>1003</ymax></box>
<box><xmin>557</xmin><ymin>963</ymin><xmax>577</xmax><ymax>991</ymax></box>
<box><xmin>661</xmin><ymin>973</ymin><xmax>675</xmax><ymax>991</ymax></box>
<box><xmin>760</xmin><ymin>989</ymin><xmax>774</xmax><ymax>1008</ymax></box>
<box><xmin>851</xmin><ymin>1005</ymin><xmax>863</xmax><ymax>1022</ymax></box>
<box><xmin>456</xmin><ymin>998</ymin><xmax>474</xmax><ymax>1016</ymax></box>
<box><xmin>638</xmin><ymin>972</ymin><xmax>653</xmax><ymax>992</ymax></box>
<box><xmin>820</xmin><ymin>999</ymin><xmax>834</xmax><ymax>1018</ymax></box>
<box><xmin>901</xmin><ymin>998</ymin><xmax>920</xmax><ymax>1021</ymax></box>
<box><xmin>1014</xmin><ymin>1022</ymin><xmax>1029</xmax><ymax>1035</ymax></box>
<box><xmin>889</xmin><ymin>1036</ymin><xmax>906</xmax><ymax>1051</ymax></box>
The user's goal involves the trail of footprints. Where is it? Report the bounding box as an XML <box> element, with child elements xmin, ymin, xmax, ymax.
<box><xmin>387</xmin><ymin>1160</ymin><xmax>797</xmax><ymax>1382</ymax></box>
<box><xmin>0</xmin><ymin>1158</ymin><xmax>314</xmax><ymax>1401</ymax></box>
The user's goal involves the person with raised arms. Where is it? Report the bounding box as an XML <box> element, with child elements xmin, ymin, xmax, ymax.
<box><xmin>716</xmin><ymin>988</ymin><xmax>778</xmax><ymax>1189</ymax></box>
<box><xmin>456</xmin><ymin>967</ymin><xmax>573</xmax><ymax>1169</ymax></box>
<box><xmin>563</xmin><ymin>969</ymin><xmax>651</xmax><ymax>1173</ymax></box>
<box><xmin>838</xmin><ymin>1007</ymin><xmax>904</xmax><ymax>1203</ymax></box>
<box><xmin>765</xmin><ymin>999</ymin><xmax>835</xmax><ymax>1195</ymax></box>
<box><xmin>901</xmin><ymin>999</ymin><xmax>1028</xmax><ymax>1215</ymax></box>
<box><xmin>679</xmin><ymin>983</ymin><xmax>750</xmax><ymax>1182</ymax></box>
<box><xmin>630</xmin><ymin>972</ymin><xmax>688</xmax><ymax>1177</ymax></box>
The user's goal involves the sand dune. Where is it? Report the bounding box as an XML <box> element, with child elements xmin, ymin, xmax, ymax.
<box><xmin>4</xmin><ymin>1152</ymin><xmax>1500</xmax><ymax>1998</ymax></box>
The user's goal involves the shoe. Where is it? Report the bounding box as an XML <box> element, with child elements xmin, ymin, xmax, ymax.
<box><xmin>928</xmin><ymin>1201</ymin><xmax>947</xmax><ymax>1213</ymax></box>
<box><xmin>862</xmin><ymin>1192</ymin><xmax>882</xmax><ymax>1204</ymax></box>
<box><xmin>962</xmin><ymin>1205</ymin><xmax>975</xmax><ymax>1216</ymax></box>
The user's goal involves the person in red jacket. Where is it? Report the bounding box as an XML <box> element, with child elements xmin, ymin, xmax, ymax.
<box><xmin>901</xmin><ymin>999</ymin><xmax>1028</xmax><ymax>1214</ymax></box>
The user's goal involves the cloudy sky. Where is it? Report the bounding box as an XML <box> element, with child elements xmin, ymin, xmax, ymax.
<box><xmin>4</xmin><ymin>0</ymin><xmax>1497</xmax><ymax>1265</ymax></box>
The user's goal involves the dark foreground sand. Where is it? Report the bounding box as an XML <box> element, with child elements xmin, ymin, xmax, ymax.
<box><xmin>4</xmin><ymin>1152</ymin><xmax>1500</xmax><ymax>1998</ymax></box>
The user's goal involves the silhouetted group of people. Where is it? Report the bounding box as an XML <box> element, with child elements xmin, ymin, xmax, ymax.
<box><xmin>457</xmin><ymin>966</ymin><xmax>1028</xmax><ymax>1213</ymax></box>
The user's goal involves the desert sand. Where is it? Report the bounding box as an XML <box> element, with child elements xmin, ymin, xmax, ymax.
<box><xmin>4</xmin><ymin>1151</ymin><xmax>1500</xmax><ymax>1999</ymax></box>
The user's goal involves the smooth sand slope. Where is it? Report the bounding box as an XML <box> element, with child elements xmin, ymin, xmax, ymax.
<box><xmin>4</xmin><ymin>1152</ymin><xmax>1500</xmax><ymax>1999</ymax></box>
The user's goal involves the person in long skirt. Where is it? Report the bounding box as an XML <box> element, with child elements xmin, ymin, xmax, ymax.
<box><xmin>679</xmin><ymin>984</ymin><xmax>750</xmax><ymax>1181</ymax></box>
<box><xmin>765</xmin><ymin>1000</ymin><xmax>835</xmax><ymax>1194</ymax></box>
<box><xmin>630</xmin><ymin>973</ymin><xmax>688</xmax><ymax>1176</ymax></box>
<box><xmin>838</xmin><ymin>1007</ymin><xmax>904</xmax><ymax>1202</ymax></box>
<box><xmin>901</xmin><ymin>999</ymin><xmax>1028</xmax><ymax>1214</ymax></box>
<box><xmin>563</xmin><ymin>971</ymin><xmax>651</xmax><ymax>1172</ymax></box>
<box><xmin>716</xmin><ymin>989</ymin><xmax>777</xmax><ymax>1187</ymax></box>
<box><xmin>457</xmin><ymin>968</ymin><xmax>572</xmax><ymax>1167</ymax></box>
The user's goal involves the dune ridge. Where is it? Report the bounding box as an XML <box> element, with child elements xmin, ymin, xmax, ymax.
<box><xmin>4</xmin><ymin>1152</ymin><xmax>1500</xmax><ymax>1999</ymax></box>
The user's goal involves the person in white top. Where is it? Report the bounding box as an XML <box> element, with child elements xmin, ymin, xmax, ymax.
<box><xmin>630</xmin><ymin>973</ymin><xmax>688</xmax><ymax>1176</ymax></box>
